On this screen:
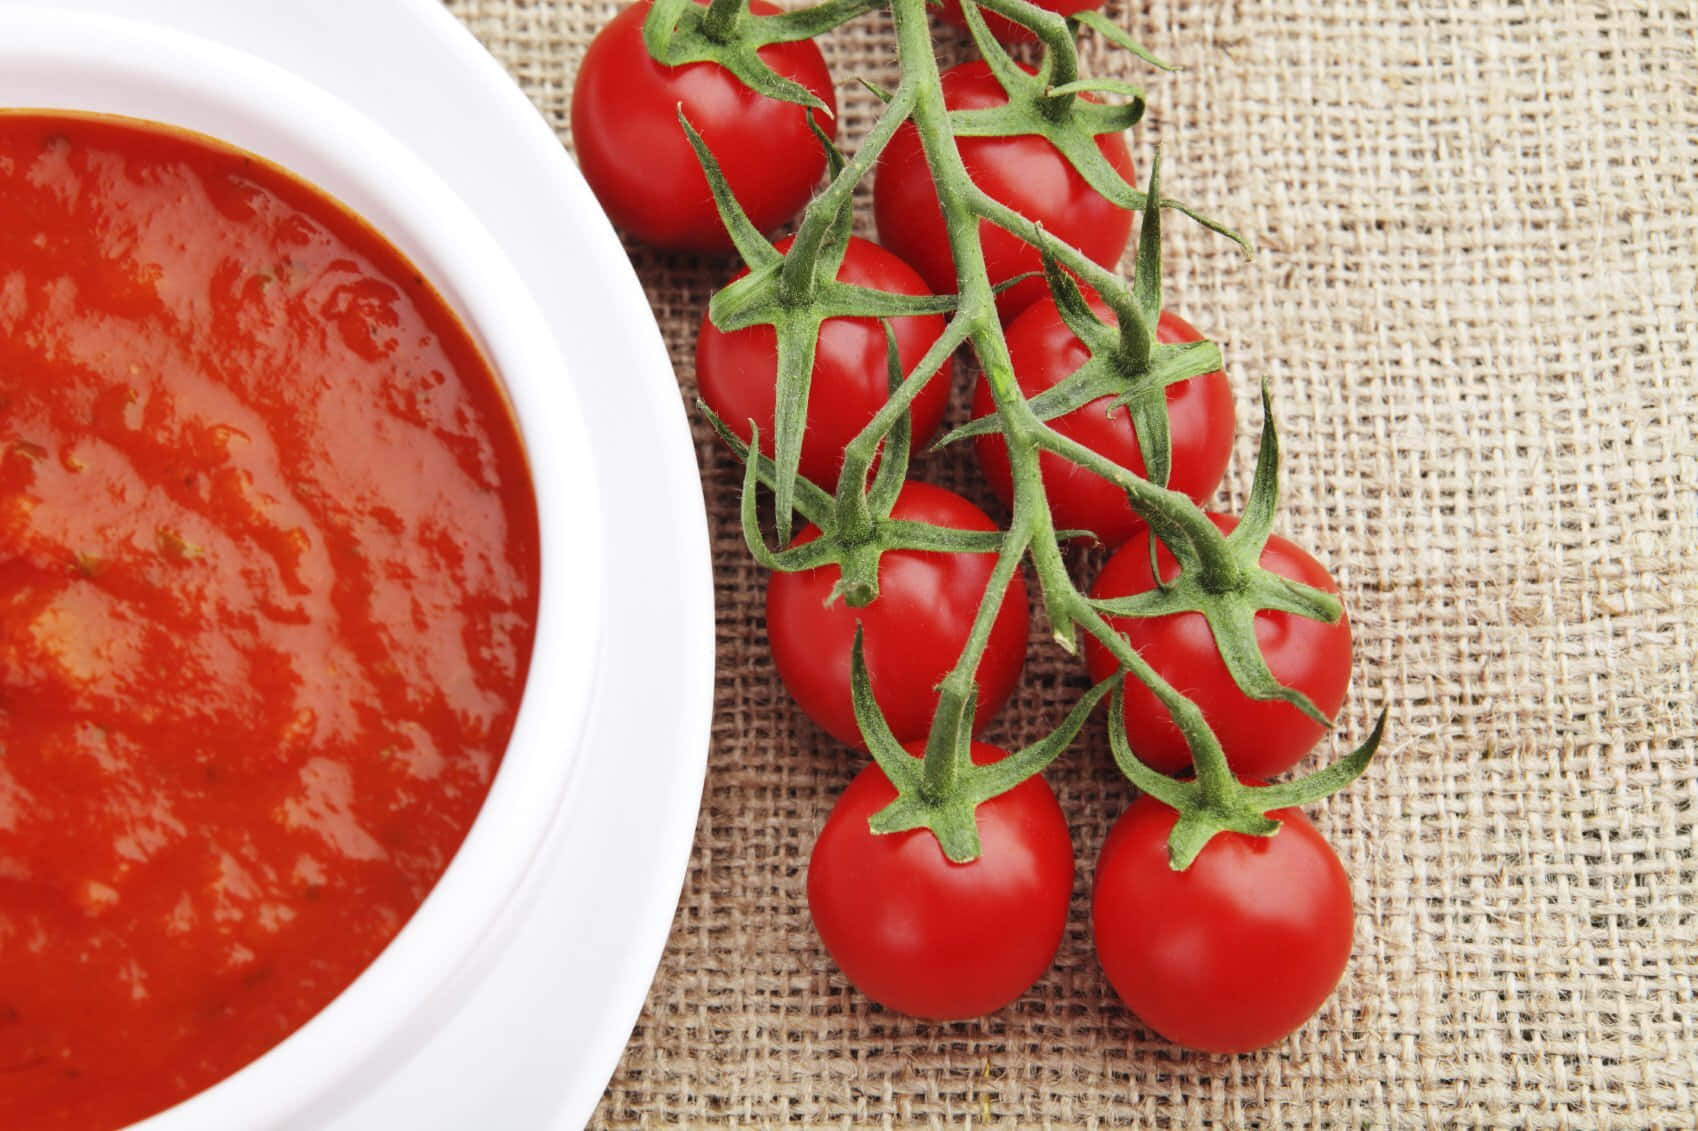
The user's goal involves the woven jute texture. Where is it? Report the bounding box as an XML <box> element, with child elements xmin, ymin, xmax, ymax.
<box><xmin>442</xmin><ymin>0</ymin><xmax>1697</xmax><ymax>1125</ymax></box>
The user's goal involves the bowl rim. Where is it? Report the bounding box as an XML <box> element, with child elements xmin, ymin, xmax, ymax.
<box><xmin>0</xmin><ymin>8</ymin><xmax>603</xmax><ymax>1129</ymax></box>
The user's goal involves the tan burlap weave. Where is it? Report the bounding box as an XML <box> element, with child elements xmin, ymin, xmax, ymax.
<box><xmin>443</xmin><ymin>0</ymin><xmax>1696</xmax><ymax>1125</ymax></box>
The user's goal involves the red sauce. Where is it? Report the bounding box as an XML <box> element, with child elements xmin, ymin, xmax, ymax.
<box><xmin>0</xmin><ymin>114</ymin><xmax>539</xmax><ymax>1129</ymax></box>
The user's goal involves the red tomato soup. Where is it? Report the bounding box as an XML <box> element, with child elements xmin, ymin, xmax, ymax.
<box><xmin>0</xmin><ymin>114</ymin><xmax>539</xmax><ymax>1128</ymax></box>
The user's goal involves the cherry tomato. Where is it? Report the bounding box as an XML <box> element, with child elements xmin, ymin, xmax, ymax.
<box><xmin>1083</xmin><ymin>513</ymin><xmax>1352</xmax><ymax>778</ymax></box>
<box><xmin>809</xmin><ymin>742</ymin><xmax>1073</xmax><ymax>1019</ymax></box>
<box><xmin>766</xmin><ymin>482</ymin><xmax>1028</xmax><ymax>748</ymax></box>
<box><xmin>571</xmin><ymin>0</ymin><xmax>836</xmax><ymax>252</ymax></box>
<box><xmin>698</xmin><ymin>235</ymin><xmax>952</xmax><ymax>492</ymax></box>
<box><xmin>1092</xmin><ymin>792</ymin><xmax>1354</xmax><ymax>1053</ymax></box>
<box><xmin>971</xmin><ymin>302</ymin><xmax>1235</xmax><ymax>548</ymax></box>
<box><xmin>872</xmin><ymin>60</ymin><xmax>1136</xmax><ymax>323</ymax></box>
<box><xmin>935</xmin><ymin>0</ymin><xmax>1107</xmax><ymax>45</ymax></box>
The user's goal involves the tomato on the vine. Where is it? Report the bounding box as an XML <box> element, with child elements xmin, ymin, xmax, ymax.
<box><xmin>935</xmin><ymin>0</ymin><xmax>1107</xmax><ymax>45</ymax></box>
<box><xmin>697</xmin><ymin>236</ymin><xmax>951</xmax><ymax>490</ymax></box>
<box><xmin>1083</xmin><ymin>512</ymin><xmax>1353</xmax><ymax>778</ymax></box>
<box><xmin>873</xmin><ymin>60</ymin><xmax>1135</xmax><ymax>322</ymax></box>
<box><xmin>972</xmin><ymin>302</ymin><xmax>1235</xmax><ymax>548</ymax></box>
<box><xmin>570</xmin><ymin>0</ymin><xmax>836</xmax><ymax>252</ymax></box>
<box><xmin>809</xmin><ymin>742</ymin><xmax>1073</xmax><ymax>1019</ymax></box>
<box><xmin>766</xmin><ymin>482</ymin><xmax>1028</xmax><ymax>749</ymax></box>
<box><xmin>1092</xmin><ymin>792</ymin><xmax>1354</xmax><ymax>1053</ymax></box>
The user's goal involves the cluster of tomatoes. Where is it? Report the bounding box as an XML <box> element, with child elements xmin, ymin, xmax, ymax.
<box><xmin>573</xmin><ymin>0</ymin><xmax>1372</xmax><ymax>1054</ymax></box>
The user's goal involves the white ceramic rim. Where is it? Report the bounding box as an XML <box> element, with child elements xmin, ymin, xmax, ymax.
<box><xmin>0</xmin><ymin>7</ymin><xmax>603</xmax><ymax>1129</ymax></box>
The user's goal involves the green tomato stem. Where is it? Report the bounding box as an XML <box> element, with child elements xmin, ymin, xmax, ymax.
<box><xmin>965</xmin><ymin>0</ymin><xmax>1080</xmax><ymax>93</ymax></box>
<box><xmin>834</xmin><ymin>313</ymin><xmax>970</xmax><ymax>506</ymax></box>
<box><xmin>896</xmin><ymin>0</ymin><xmax>1226</xmax><ymax>766</ymax></box>
<box><xmin>679</xmin><ymin>0</ymin><xmax>1378</xmax><ymax>868</ymax></box>
<box><xmin>701</xmin><ymin>0</ymin><xmax>746</xmax><ymax>42</ymax></box>
<box><xmin>1035</xmin><ymin>425</ymin><xmax>1244</xmax><ymax>593</ymax></box>
<box><xmin>1066</xmin><ymin>593</ymin><xmax>1240</xmax><ymax>808</ymax></box>
<box><xmin>892</xmin><ymin>0</ymin><xmax>998</xmax><ymax>324</ymax></box>
<box><xmin>889</xmin><ymin>0</ymin><xmax>1254</xmax><ymax>813</ymax></box>
<box><xmin>916</xmin><ymin>521</ymin><xmax>1034</xmax><ymax>801</ymax></box>
<box><xmin>780</xmin><ymin>80</ymin><xmax>919</xmax><ymax>315</ymax></box>
<box><xmin>756</xmin><ymin>0</ymin><xmax>890</xmax><ymax>44</ymax></box>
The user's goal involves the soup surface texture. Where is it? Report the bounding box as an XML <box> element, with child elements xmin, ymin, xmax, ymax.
<box><xmin>0</xmin><ymin>114</ymin><xmax>539</xmax><ymax>1129</ymax></box>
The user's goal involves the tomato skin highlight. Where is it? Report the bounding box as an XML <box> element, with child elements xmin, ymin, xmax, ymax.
<box><xmin>697</xmin><ymin>236</ymin><xmax>951</xmax><ymax>491</ymax></box>
<box><xmin>570</xmin><ymin>0</ymin><xmax>836</xmax><ymax>252</ymax></box>
<box><xmin>1083</xmin><ymin>513</ymin><xmax>1353</xmax><ymax>778</ymax></box>
<box><xmin>1091</xmin><ymin>794</ymin><xmax>1354</xmax><ymax>1053</ymax></box>
<box><xmin>972</xmin><ymin>303</ymin><xmax>1235</xmax><ymax>548</ymax></box>
<box><xmin>765</xmin><ymin>483</ymin><xmax>1029</xmax><ymax>748</ymax></box>
<box><xmin>872</xmin><ymin>60</ymin><xmax>1136</xmax><ymax>323</ymax></box>
<box><xmin>808</xmin><ymin>742</ymin><xmax>1074</xmax><ymax>1019</ymax></box>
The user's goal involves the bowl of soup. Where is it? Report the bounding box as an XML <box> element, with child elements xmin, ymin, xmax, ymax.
<box><xmin>0</xmin><ymin>9</ymin><xmax>600</xmax><ymax>1129</ymax></box>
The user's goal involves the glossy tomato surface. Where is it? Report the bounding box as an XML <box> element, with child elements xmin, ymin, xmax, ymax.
<box><xmin>809</xmin><ymin>742</ymin><xmax>1074</xmax><ymax>1019</ymax></box>
<box><xmin>766</xmin><ymin>482</ymin><xmax>1028</xmax><ymax>748</ymax></box>
<box><xmin>697</xmin><ymin>236</ymin><xmax>951</xmax><ymax>491</ymax></box>
<box><xmin>571</xmin><ymin>0</ymin><xmax>836</xmax><ymax>252</ymax></box>
<box><xmin>972</xmin><ymin>303</ymin><xmax>1234</xmax><ymax>548</ymax></box>
<box><xmin>1084</xmin><ymin>513</ymin><xmax>1352</xmax><ymax>778</ymax></box>
<box><xmin>936</xmin><ymin>0</ymin><xmax>1107</xmax><ymax>44</ymax></box>
<box><xmin>872</xmin><ymin>60</ymin><xmax>1135</xmax><ymax>322</ymax></box>
<box><xmin>1092</xmin><ymin>794</ymin><xmax>1354</xmax><ymax>1053</ymax></box>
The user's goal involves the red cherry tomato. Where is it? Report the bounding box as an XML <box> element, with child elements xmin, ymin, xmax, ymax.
<box><xmin>1083</xmin><ymin>513</ymin><xmax>1352</xmax><ymax>778</ymax></box>
<box><xmin>570</xmin><ymin>0</ymin><xmax>836</xmax><ymax>252</ymax></box>
<box><xmin>766</xmin><ymin>482</ymin><xmax>1028</xmax><ymax>748</ymax></box>
<box><xmin>972</xmin><ymin>302</ymin><xmax>1235</xmax><ymax>548</ymax></box>
<box><xmin>697</xmin><ymin>236</ymin><xmax>951</xmax><ymax>490</ymax></box>
<box><xmin>809</xmin><ymin>742</ymin><xmax>1073</xmax><ymax>1019</ymax></box>
<box><xmin>1092</xmin><ymin>793</ymin><xmax>1354</xmax><ymax>1053</ymax></box>
<box><xmin>935</xmin><ymin>0</ymin><xmax>1107</xmax><ymax>44</ymax></box>
<box><xmin>873</xmin><ymin>60</ymin><xmax>1135</xmax><ymax>322</ymax></box>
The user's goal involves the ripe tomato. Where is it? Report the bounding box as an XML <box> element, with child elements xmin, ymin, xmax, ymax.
<box><xmin>570</xmin><ymin>0</ymin><xmax>836</xmax><ymax>252</ymax></box>
<box><xmin>766</xmin><ymin>482</ymin><xmax>1028</xmax><ymax>748</ymax></box>
<box><xmin>1083</xmin><ymin>513</ymin><xmax>1352</xmax><ymax>778</ymax></box>
<box><xmin>697</xmin><ymin>236</ymin><xmax>951</xmax><ymax>491</ymax></box>
<box><xmin>935</xmin><ymin>0</ymin><xmax>1107</xmax><ymax>44</ymax></box>
<box><xmin>872</xmin><ymin>60</ymin><xmax>1136</xmax><ymax>322</ymax></box>
<box><xmin>1091</xmin><ymin>793</ymin><xmax>1354</xmax><ymax>1053</ymax></box>
<box><xmin>809</xmin><ymin>742</ymin><xmax>1073</xmax><ymax>1019</ymax></box>
<box><xmin>971</xmin><ymin>302</ymin><xmax>1235</xmax><ymax>548</ymax></box>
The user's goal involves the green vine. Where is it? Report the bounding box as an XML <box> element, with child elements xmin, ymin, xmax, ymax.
<box><xmin>658</xmin><ymin>0</ymin><xmax>1383</xmax><ymax>867</ymax></box>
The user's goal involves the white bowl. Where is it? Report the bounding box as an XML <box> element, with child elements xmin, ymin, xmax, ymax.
<box><xmin>0</xmin><ymin>8</ymin><xmax>603</xmax><ymax>1129</ymax></box>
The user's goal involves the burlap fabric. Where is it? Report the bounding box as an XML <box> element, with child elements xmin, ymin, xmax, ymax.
<box><xmin>441</xmin><ymin>0</ymin><xmax>1697</xmax><ymax>1125</ymax></box>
